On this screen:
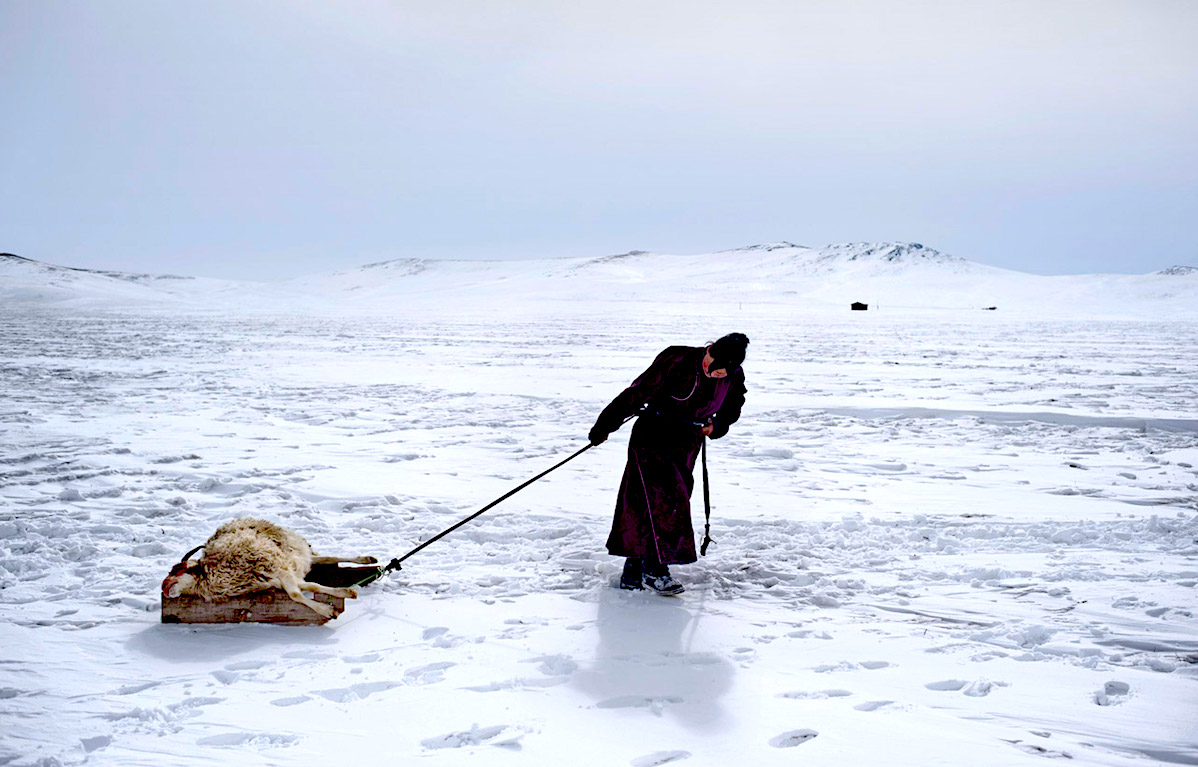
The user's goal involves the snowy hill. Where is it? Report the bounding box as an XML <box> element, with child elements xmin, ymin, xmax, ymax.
<box><xmin>1157</xmin><ymin>265</ymin><xmax>1198</xmax><ymax>276</ymax></box>
<box><xmin>0</xmin><ymin>252</ymin><xmax>304</xmax><ymax>310</ymax></box>
<box><xmin>0</xmin><ymin>252</ymin><xmax>193</xmax><ymax>305</ymax></box>
<box><xmin>2</xmin><ymin>245</ymin><xmax>1196</xmax><ymax>318</ymax></box>
<box><xmin>282</xmin><ymin>242</ymin><xmax>1198</xmax><ymax>318</ymax></box>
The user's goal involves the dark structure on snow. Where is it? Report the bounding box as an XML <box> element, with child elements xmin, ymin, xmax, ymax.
<box><xmin>851</xmin><ymin>302</ymin><xmax>868</xmax><ymax>311</ymax></box>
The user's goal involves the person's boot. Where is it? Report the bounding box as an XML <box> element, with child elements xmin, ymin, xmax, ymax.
<box><xmin>643</xmin><ymin>562</ymin><xmax>684</xmax><ymax>595</ymax></box>
<box><xmin>619</xmin><ymin>558</ymin><xmax>645</xmax><ymax>590</ymax></box>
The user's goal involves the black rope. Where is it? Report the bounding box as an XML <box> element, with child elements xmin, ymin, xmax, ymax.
<box><xmin>699</xmin><ymin>435</ymin><xmax>716</xmax><ymax>556</ymax></box>
<box><xmin>384</xmin><ymin>442</ymin><xmax>595</xmax><ymax>573</ymax></box>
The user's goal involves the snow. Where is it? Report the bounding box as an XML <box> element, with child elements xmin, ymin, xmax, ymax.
<box><xmin>4</xmin><ymin>243</ymin><xmax>1197</xmax><ymax>319</ymax></box>
<box><xmin>1</xmin><ymin>246</ymin><xmax>1197</xmax><ymax>766</ymax></box>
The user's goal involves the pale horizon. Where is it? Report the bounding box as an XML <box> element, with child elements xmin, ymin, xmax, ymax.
<box><xmin>3</xmin><ymin>1</ymin><xmax>1196</xmax><ymax>281</ymax></box>
<box><xmin>3</xmin><ymin>239</ymin><xmax>1195</xmax><ymax>284</ymax></box>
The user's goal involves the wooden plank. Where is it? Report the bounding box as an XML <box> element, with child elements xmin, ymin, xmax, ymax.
<box><xmin>159</xmin><ymin>559</ymin><xmax>378</xmax><ymax>625</ymax></box>
<box><xmin>161</xmin><ymin>590</ymin><xmax>344</xmax><ymax>626</ymax></box>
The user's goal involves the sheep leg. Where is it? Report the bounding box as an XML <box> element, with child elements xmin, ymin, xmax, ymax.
<box><xmin>278</xmin><ymin>574</ymin><xmax>335</xmax><ymax>619</ymax></box>
<box><xmin>311</xmin><ymin>555</ymin><xmax>377</xmax><ymax>565</ymax></box>
<box><xmin>300</xmin><ymin>581</ymin><xmax>358</xmax><ymax>599</ymax></box>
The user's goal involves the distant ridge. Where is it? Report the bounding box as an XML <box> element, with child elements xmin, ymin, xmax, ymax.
<box><xmin>587</xmin><ymin>249</ymin><xmax>653</xmax><ymax>265</ymax></box>
<box><xmin>720</xmin><ymin>242</ymin><xmax>803</xmax><ymax>253</ymax></box>
<box><xmin>0</xmin><ymin>251</ymin><xmax>191</xmax><ymax>282</ymax></box>
<box><xmin>3</xmin><ymin>242</ymin><xmax>1197</xmax><ymax>318</ymax></box>
<box><xmin>817</xmin><ymin>242</ymin><xmax>964</xmax><ymax>264</ymax></box>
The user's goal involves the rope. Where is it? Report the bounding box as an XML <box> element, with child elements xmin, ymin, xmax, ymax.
<box><xmin>700</xmin><ymin>436</ymin><xmax>716</xmax><ymax>556</ymax></box>
<box><xmin>383</xmin><ymin>442</ymin><xmax>595</xmax><ymax>573</ymax></box>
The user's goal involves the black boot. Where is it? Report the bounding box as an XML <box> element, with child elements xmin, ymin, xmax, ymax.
<box><xmin>643</xmin><ymin>562</ymin><xmax>684</xmax><ymax>595</ymax></box>
<box><xmin>619</xmin><ymin>558</ymin><xmax>645</xmax><ymax>590</ymax></box>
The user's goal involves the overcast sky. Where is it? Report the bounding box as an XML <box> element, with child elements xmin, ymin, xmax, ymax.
<box><xmin>2</xmin><ymin>1</ymin><xmax>1195</xmax><ymax>280</ymax></box>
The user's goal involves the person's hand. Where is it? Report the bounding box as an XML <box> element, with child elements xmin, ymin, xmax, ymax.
<box><xmin>701</xmin><ymin>418</ymin><xmax>714</xmax><ymax>437</ymax></box>
<box><xmin>588</xmin><ymin>427</ymin><xmax>607</xmax><ymax>446</ymax></box>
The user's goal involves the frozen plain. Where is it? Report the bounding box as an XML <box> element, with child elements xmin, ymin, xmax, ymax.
<box><xmin>2</xmin><ymin>258</ymin><xmax>1198</xmax><ymax>766</ymax></box>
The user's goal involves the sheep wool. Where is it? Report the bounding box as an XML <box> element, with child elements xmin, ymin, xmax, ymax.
<box><xmin>195</xmin><ymin>518</ymin><xmax>313</xmax><ymax>601</ymax></box>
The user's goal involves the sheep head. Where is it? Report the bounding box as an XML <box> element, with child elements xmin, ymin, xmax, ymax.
<box><xmin>162</xmin><ymin>561</ymin><xmax>203</xmax><ymax>599</ymax></box>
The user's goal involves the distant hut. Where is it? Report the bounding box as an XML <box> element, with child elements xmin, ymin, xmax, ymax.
<box><xmin>850</xmin><ymin>302</ymin><xmax>868</xmax><ymax>311</ymax></box>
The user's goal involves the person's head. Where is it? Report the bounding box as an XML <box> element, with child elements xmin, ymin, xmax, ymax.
<box><xmin>703</xmin><ymin>332</ymin><xmax>750</xmax><ymax>378</ymax></box>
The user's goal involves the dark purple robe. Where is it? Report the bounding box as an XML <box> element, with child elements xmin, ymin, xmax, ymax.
<box><xmin>591</xmin><ymin>346</ymin><xmax>747</xmax><ymax>565</ymax></box>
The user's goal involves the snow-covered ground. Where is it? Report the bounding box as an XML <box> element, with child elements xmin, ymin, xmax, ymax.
<box><xmin>4</xmin><ymin>243</ymin><xmax>1198</xmax><ymax>319</ymax></box>
<box><xmin>2</xmin><ymin>250</ymin><xmax>1197</xmax><ymax>766</ymax></box>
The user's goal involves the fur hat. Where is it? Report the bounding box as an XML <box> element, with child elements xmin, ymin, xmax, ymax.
<box><xmin>709</xmin><ymin>332</ymin><xmax>749</xmax><ymax>371</ymax></box>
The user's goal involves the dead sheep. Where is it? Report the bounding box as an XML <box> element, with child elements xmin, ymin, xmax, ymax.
<box><xmin>162</xmin><ymin>518</ymin><xmax>376</xmax><ymax>619</ymax></box>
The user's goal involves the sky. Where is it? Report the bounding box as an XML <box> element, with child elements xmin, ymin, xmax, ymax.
<box><xmin>2</xmin><ymin>1</ymin><xmax>1196</xmax><ymax>281</ymax></box>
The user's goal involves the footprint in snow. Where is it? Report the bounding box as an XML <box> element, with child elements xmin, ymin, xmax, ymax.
<box><xmin>313</xmin><ymin>682</ymin><xmax>401</xmax><ymax>702</ymax></box>
<box><xmin>421</xmin><ymin>724</ymin><xmax>525</xmax><ymax>750</ymax></box>
<box><xmin>270</xmin><ymin>695</ymin><xmax>311</xmax><ymax>707</ymax></box>
<box><xmin>1094</xmin><ymin>681</ymin><xmax>1130</xmax><ymax>706</ymax></box>
<box><xmin>463</xmin><ymin>677</ymin><xmax>566</xmax><ymax>692</ymax></box>
<box><xmin>854</xmin><ymin>700</ymin><xmax>894</xmax><ymax>711</ymax></box>
<box><xmin>925</xmin><ymin>679</ymin><xmax>968</xmax><ymax>691</ymax></box>
<box><xmin>770</xmin><ymin>729</ymin><xmax>819</xmax><ymax>747</ymax></box>
<box><xmin>405</xmin><ymin>662</ymin><xmax>456</xmax><ymax>685</ymax></box>
<box><xmin>926</xmin><ymin>678</ymin><xmax>1005</xmax><ymax>696</ymax></box>
<box><xmin>780</xmin><ymin>689</ymin><xmax>852</xmax><ymax>700</ymax></box>
<box><xmin>631</xmin><ymin>751</ymin><xmax>692</xmax><ymax>767</ymax></box>
<box><xmin>81</xmin><ymin>735</ymin><xmax>112</xmax><ymax>753</ymax></box>
<box><xmin>113</xmin><ymin>681</ymin><xmax>160</xmax><ymax>695</ymax></box>
<box><xmin>812</xmin><ymin>661</ymin><xmax>858</xmax><ymax>673</ymax></box>
<box><xmin>281</xmin><ymin>650</ymin><xmax>335</xmax><ymax>661</ymax></box>
<box><xmin>195</xmin><ymin>732</ymin><xmax>299</xmax><ymax>748</ymax></box>
<box><xmin>523</xmin><ymin>654</ymin><xmax>578</xmax><ymax>676</ymax></box>
<box><xmin>1004</xmin><ymin>740</ymin><xmax>1074</xmax><ymax>759</ymax></box>
<box><xmin>597</xmin><ymin>695</ymin><xmax>683</xmax><ymax>716</ymax></box>
<box><xmin>342</xmin><ymin>653</ymin><xmax>382</xmax><ymax>664</ymax></box>
<box><xmin>422</xmin><ymin>626</ymin><xmax>449</xmax><ymax>640</ymax></box>
<box><xmin>963</xmin><ymin>679</ymin><xmax>1004</xmax><ymax>697</ymax></box>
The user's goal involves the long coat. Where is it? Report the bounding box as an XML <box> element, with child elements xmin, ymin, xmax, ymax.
<box><xmin>591</xmin><ymin>345</ymin><xmax>747</xmax><ymax>565</ymax></box>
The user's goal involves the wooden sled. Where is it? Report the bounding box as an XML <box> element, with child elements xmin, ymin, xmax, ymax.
<box><xmin>160</xmin><ymin>561</ymin><xmax>382</xmax><ymax>626</ymax></box>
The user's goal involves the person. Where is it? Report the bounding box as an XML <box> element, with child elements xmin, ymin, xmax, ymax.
<box><xmin>588</xmin><ymin>333</ymin><xmax>749</xmax><ymax>594</ymax></box>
